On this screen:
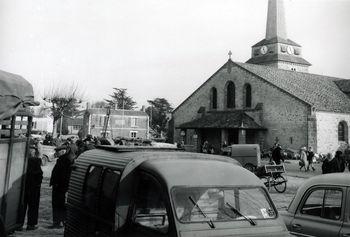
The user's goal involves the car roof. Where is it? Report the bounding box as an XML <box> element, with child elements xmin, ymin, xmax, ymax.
<box><xmin>288</xmin><ymin>173</ymin><xmax>350</xmax><ymax>213</ymax></box>
<box><xmin>140</xmin><ymin>157</ymin><xmax>261</xmax><ymax>187</ymax></box>
<box><xmin>77</xmin><ymin>148</ymin><xmax>256</xmax><ymax>188</ymax></box>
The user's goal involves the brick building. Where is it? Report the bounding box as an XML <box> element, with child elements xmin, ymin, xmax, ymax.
<box><xmin>83</xmin><ymin>108</ymin><xmax>149</xmax><ymax>139</ymax></box>
<box><xmin>172</xmin><ymin>0</ymin><xmax>350</xmax><ymax>154</ymax></box>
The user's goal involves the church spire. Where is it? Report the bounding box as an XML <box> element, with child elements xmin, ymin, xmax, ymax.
<box><xmin>246</xmin><ymin>0</ymin><xmax>311</xmax><ymax>72</ymax></box>
<box><xmin>266</xmin><ymin>0</ymin><xmax>287</xmax><ymax>40</ymax></box>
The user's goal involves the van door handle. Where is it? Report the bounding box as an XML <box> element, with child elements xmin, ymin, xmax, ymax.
<box><xmin>292</xmin><ymin>224</ymin><xmax>302</xmax><ymax>230</ymax></box>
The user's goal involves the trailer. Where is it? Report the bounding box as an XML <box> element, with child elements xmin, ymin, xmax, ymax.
<box><xmin>0</xmin><ymin>70</ymin><xmax>38</xmax><ymax>235</ymax></box>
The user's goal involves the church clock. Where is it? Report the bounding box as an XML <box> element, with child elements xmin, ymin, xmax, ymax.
<box><xmin>260</xmin><ymin>46</ymin><xmax>268</xmax><ymax>55</ymax></box>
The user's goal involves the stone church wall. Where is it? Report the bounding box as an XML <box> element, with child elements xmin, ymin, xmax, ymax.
<box><xmin>316</xmin><ymin>111</ymin><xmax>350</xmax><ymax>155</ymax></box>
<box><xmin>173</xmin><ymin>63</ymin><xmax>309</xmax><ymax>151</ymax></box>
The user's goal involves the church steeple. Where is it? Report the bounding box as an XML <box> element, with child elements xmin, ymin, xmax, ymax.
<box><xmin>265</xmin><ymin>0</ymin><xmax>287</xmax><ymax>40</ymax></box>
<box><xmin>246</xmin><ymin>0</ymin><xmax>311</xmax><ymax>72</ymax></box>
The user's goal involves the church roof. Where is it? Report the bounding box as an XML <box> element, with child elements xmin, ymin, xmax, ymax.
<box><xmin>252</xmin><ymin>37</ymin><xmax>301</xmax><ymax>47</ymax></box>
<box><xmin>177</xmin><ymin>111</ymin><xmax>266</xmax><ymax>130</ymax></box>
<box><xmin>333</xmin><ymin>80</ymin><xmax>350</xmax><ymax>94</ymax></box>
<box><xmin>246</xmin><ymin>53</ymin><xmax>311</xmax><ymax>66</ymax></box>
<box><xmin>234</xmin><ymin>60</ymin><xmax>350</xmax><ymax>113</ymax></box>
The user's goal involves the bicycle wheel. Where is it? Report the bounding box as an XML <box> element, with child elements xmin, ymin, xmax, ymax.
<box><xmin>273</xmin><ymin>175</ymin><xmax>287</xmax><ymax>193</ymax></box>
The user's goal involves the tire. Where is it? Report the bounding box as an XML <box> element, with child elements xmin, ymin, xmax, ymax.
<box><xmin>273</xmin><ymin>175</ymin><xmax>287</xmax><ymax>193</ymax></box>
<box><xmin>244</xmin><ymin>163</ymin><xmax>256</xmax><ymax>173</ymax></box>
<box><xmin>41</xmin><ymin>155</ymin><xmax>48</xmax><ymax>166</ymax></box>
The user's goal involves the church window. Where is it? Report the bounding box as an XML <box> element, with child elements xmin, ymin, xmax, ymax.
<box><xmin>210</xmin><ymin>87</ymin><xmax>217</xmax><ymax>109</ymax></box>
<box><xmin>338</xmin><ymin>121</ymin><xmax>348</xmax><ymax>142</ymax></box>
<box><xmin>243</xmin><ymin>84</ymin><xmax>252</xmax><ymax>108</ymax></box>
<box><xmin>226</xmin><ymin>81</ymin><xmax>235</xmax><ymax>109</ymax></box>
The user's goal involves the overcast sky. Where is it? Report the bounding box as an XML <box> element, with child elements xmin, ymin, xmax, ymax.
<box><xmin>0</xmin><ymin>0</ymin><xmax>349</xmax><ymax>109</ymax></box>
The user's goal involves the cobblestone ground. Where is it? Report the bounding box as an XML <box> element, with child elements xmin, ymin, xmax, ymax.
<box><xmin>10</xmin><ymin>162</ymin><xmax>306</xmax><ymax>237</ymax></box>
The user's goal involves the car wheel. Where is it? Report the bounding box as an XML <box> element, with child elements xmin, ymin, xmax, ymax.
<box><xmin>273</xmin><ymin>175</ymin><xmax>287</xmax><ymax>193</ymax></box>
<box><xmin>244</xmin><ymin>163</ymin><xmax>256</xmax><ymax>172</ymax></box>
<box><xmin>41</xmin><ymin>155</ymin><xmax>48</xmax><ymax>166</ymax></box>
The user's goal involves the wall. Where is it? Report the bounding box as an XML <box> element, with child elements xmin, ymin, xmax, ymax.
<box><xmin>316</xmin><ymin>111</ymin><xmax>350</xmax><ymax>154</ymax></box>
<box><xmin>173</xmin><ymin>62</ymin><xmax>309</xmax><ymax>150</ymax></box>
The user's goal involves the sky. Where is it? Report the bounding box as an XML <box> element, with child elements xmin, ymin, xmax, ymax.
<box><xmin>0</xmin><ymin>0</ymin><xmax>350</xmax><ymax>109</ymax></box>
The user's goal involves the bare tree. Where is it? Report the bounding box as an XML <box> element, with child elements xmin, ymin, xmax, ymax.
<box><xmin>43</xmin><ymin>84</ymin><xmax>83</xmax><ymax>136</ymax></box>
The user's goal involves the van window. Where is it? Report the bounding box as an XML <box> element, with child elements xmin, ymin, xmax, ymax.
<box><xmin>84</xmin><ymin>165</ymin><xmax>103</xmax><ymax>211</ymax></box>
<box><xmin>133</xmin><ymin>175</ymin><xmax>169</xmax><ymax>234</ymax></box>
<box><xmin>99</xmin><ymin>169</ymin><xmax>121</xmax><ymax>221</ymax></box>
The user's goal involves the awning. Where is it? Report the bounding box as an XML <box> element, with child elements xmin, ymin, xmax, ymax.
<box><xmin>0</xmin><ymin>70</ymin><xmax>38</xmax><ymax>120</ymax></box>
<box><xmin>177</xmin><ymin>111</ymin><xmax>266</xmax><ymax>130</ymax></box>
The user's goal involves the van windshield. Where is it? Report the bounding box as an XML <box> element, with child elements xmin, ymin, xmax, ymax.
<box><xmin>172</xmin><ymin>186</ymin><xmax>276</xmax><ymax>223</ymax></box>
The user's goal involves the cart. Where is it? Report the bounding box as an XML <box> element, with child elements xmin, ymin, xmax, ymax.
<box><xmin>255</xmin><ymin>163</ymin><xmax>287</xmax><ymax>193</ymax></box>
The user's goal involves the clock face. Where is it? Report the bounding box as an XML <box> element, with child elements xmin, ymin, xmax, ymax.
<box><xmin>260</xmin><ymin>46</ymin><xmax>268</xmax><ymax>55</ymax></box>
<box><xmin>287</xmin><ymin>46</ymin><xmax>294</xmax><ymax>55</ymax></box>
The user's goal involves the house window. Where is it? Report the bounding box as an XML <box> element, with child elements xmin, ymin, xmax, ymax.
<box><xmin>131</xmin><ymin>117</ymin><xmax>138</xmax><ymax>127</ymax></box>
<box><xmin>210</xmin><ymin>87</ymin><xmax>217</xmax><ymax>109</ymax></box>
<box><xmin>338</xmin><ymin>121</ymin><xmax>348</xmax><ymax>142</ymax></box>
<box><xmin>226</xmin><ymin>81</ymin><xmax>235</xmax><ymax>109</ymax></box>
<box><xmin>130</xmin><ymin>131</ymin><xmax>138</xmax><ymax>138</ymax></box>
<box><xmin>73</xmin><ymin>125</ymin><xmax>81</xmax><ymax>130</ymax></box>
<box><xmin>243</xmin><ymin>84</ymin><xmax>252</xmax><ymax>108</ymax></box>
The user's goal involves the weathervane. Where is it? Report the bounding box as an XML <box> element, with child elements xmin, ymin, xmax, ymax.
<box><xmin>228</xmin><ymin>50</ymin><xmax>232</xmax><ymax>60</ymax></box>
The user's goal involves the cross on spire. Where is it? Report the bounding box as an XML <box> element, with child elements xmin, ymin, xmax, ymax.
<box><xmin>228</xmin><ymin>50</ymin><xmax>232</xmax><ymax>60</ymax></box>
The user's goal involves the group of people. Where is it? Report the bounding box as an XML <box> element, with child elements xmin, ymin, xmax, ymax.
<box><xmin>321</xmin><ymin>150</ymin><xmax>348</xmax><ymax>174</ymax></box>
<box><xmin>20</xmin><ymin>134</ymin><xmax>96</xmax><ymax>231</ymax></box>
<box><xmin>299</xmin><ymin>146</ymin><xmax>316</xmax><ymax>172</ymax></box>
<box><xmin>201</xmin><ymin>140</ymin><xmax>215</xmax><ymax>154</ymax></box>
<box><xmin>299</xmin><ymin>146</ymin><xmax>350</xmax><ymax>174</ymax></box>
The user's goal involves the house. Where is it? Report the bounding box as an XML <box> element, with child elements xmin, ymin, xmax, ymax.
<box><xmin>83</xmin><ymin>108</ymin><xmax>149</xmax><ymax>139</ymax></box>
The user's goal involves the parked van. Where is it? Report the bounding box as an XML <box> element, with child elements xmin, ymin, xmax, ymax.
<box><xmin>231</xmin><ymin>144</ymin><xmax>261</xmax><ymax>172</ymax></box>
<box><xmin>64</xmin><ymin>146</ymin><xmax>289</xmax><ymax>237</ymax></box>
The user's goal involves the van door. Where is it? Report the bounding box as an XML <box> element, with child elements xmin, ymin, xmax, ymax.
<box><xmin>96</xmin><ymin>168</ymin><xmax>121</xmax><ymax>236</ymax></box>
<box><xmin>83</xmin><ymin>166</ymin><xmax>121</xmax><ymax>237</ymax></box>
<box><xmin>122</xmin><ymin>172</ymin><xmax>175</xmax><ymax>237</ymax></box>
<box><xmin>339</xmin><ymin>187</ymin><xmax>350</xmax><ymax>237</ymax></box>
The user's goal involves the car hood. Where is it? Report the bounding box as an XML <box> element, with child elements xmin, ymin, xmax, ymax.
<box><xmin>179</xmin><ymin>225</ymin><xmax>291</xmax><ymax>237</ymax></box>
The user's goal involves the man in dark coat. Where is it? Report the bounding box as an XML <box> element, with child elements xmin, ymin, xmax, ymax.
<box><xmin>334</xmin><ymin>150</ymin><xmax>346</xmax><ymax>173</ymax></box>
<box><xmin>20</xmin><ymin>146</ymin><xmax>43</xmax><ymax>230</ymax></box>
<box><xmin>0</xmin><ymin>216</ymin><xmax>6</xmax><ymax>237</ymax></box>
<box><xmin>271</xmin><ymin>144</ymin><xmax>284</xmax><ymax>165</ymax></box>
<box><xmin>49</xmin><ymin>146</ymin><xmax>75</xmax><ymax>228</ymax></box>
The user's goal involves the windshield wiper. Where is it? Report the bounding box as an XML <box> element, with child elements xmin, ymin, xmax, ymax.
<box><xmin>188</xmin><ymin>196</ymin><xmax>215</xmax><ymax>229</ymax></box>
<box><xmin>225</xmin><ymin>202</ymin><xmax>256</xmax><ymax>226</ymax></box>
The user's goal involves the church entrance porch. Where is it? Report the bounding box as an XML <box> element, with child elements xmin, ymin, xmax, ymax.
<box><xmin>177</xmin><ymin>111</ymin><xmax>267</xmax><ymax>154</ymax></box>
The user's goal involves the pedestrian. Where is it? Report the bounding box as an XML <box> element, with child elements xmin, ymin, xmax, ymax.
<box><xmin>307</xmin><ymin>146</ymin><xmax>316</xmax><ymax>171</ymax></box>
<box><xmin>20</xmin><ymin>145</ymin><xmax>43</xmax><ymax>230</ymax></box>
<box><xmin>49</xmin><ymin>145</ymin><xmax>75</xmax><ymax>228</ymax></box>
<box><xmin>344</xmin><ymin>143</ymin><xmax>350</xmax><ymax>172</ymax></box>
<box><xmin>202</xmin><ymin>141</ymin><xmax>209</xmax><ymax>153</ymax></box>
<box><xmin>271</xmin><ymin>144</ymin><xmax>284</xmax><ymax>164</ymax></box>
<box><xmin>322</xmin><ymin>153</ymin><xmax>334</xmax><ymax>174</ymax></box>
<box><xmin>334</xmin><ymin>150</ymin><xmax>346</xmax><ymax>173</ymax></box>
<box><xmin>299</xmin><ymin>147</ymin><xmax>308</xmax><ymax>171</ymax></box>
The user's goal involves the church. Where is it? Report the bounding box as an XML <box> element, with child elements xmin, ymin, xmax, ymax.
<box><xmin>172</xmin><ymin>0</ymin><xmax>350</xmax><ymax>155</ymax></box>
